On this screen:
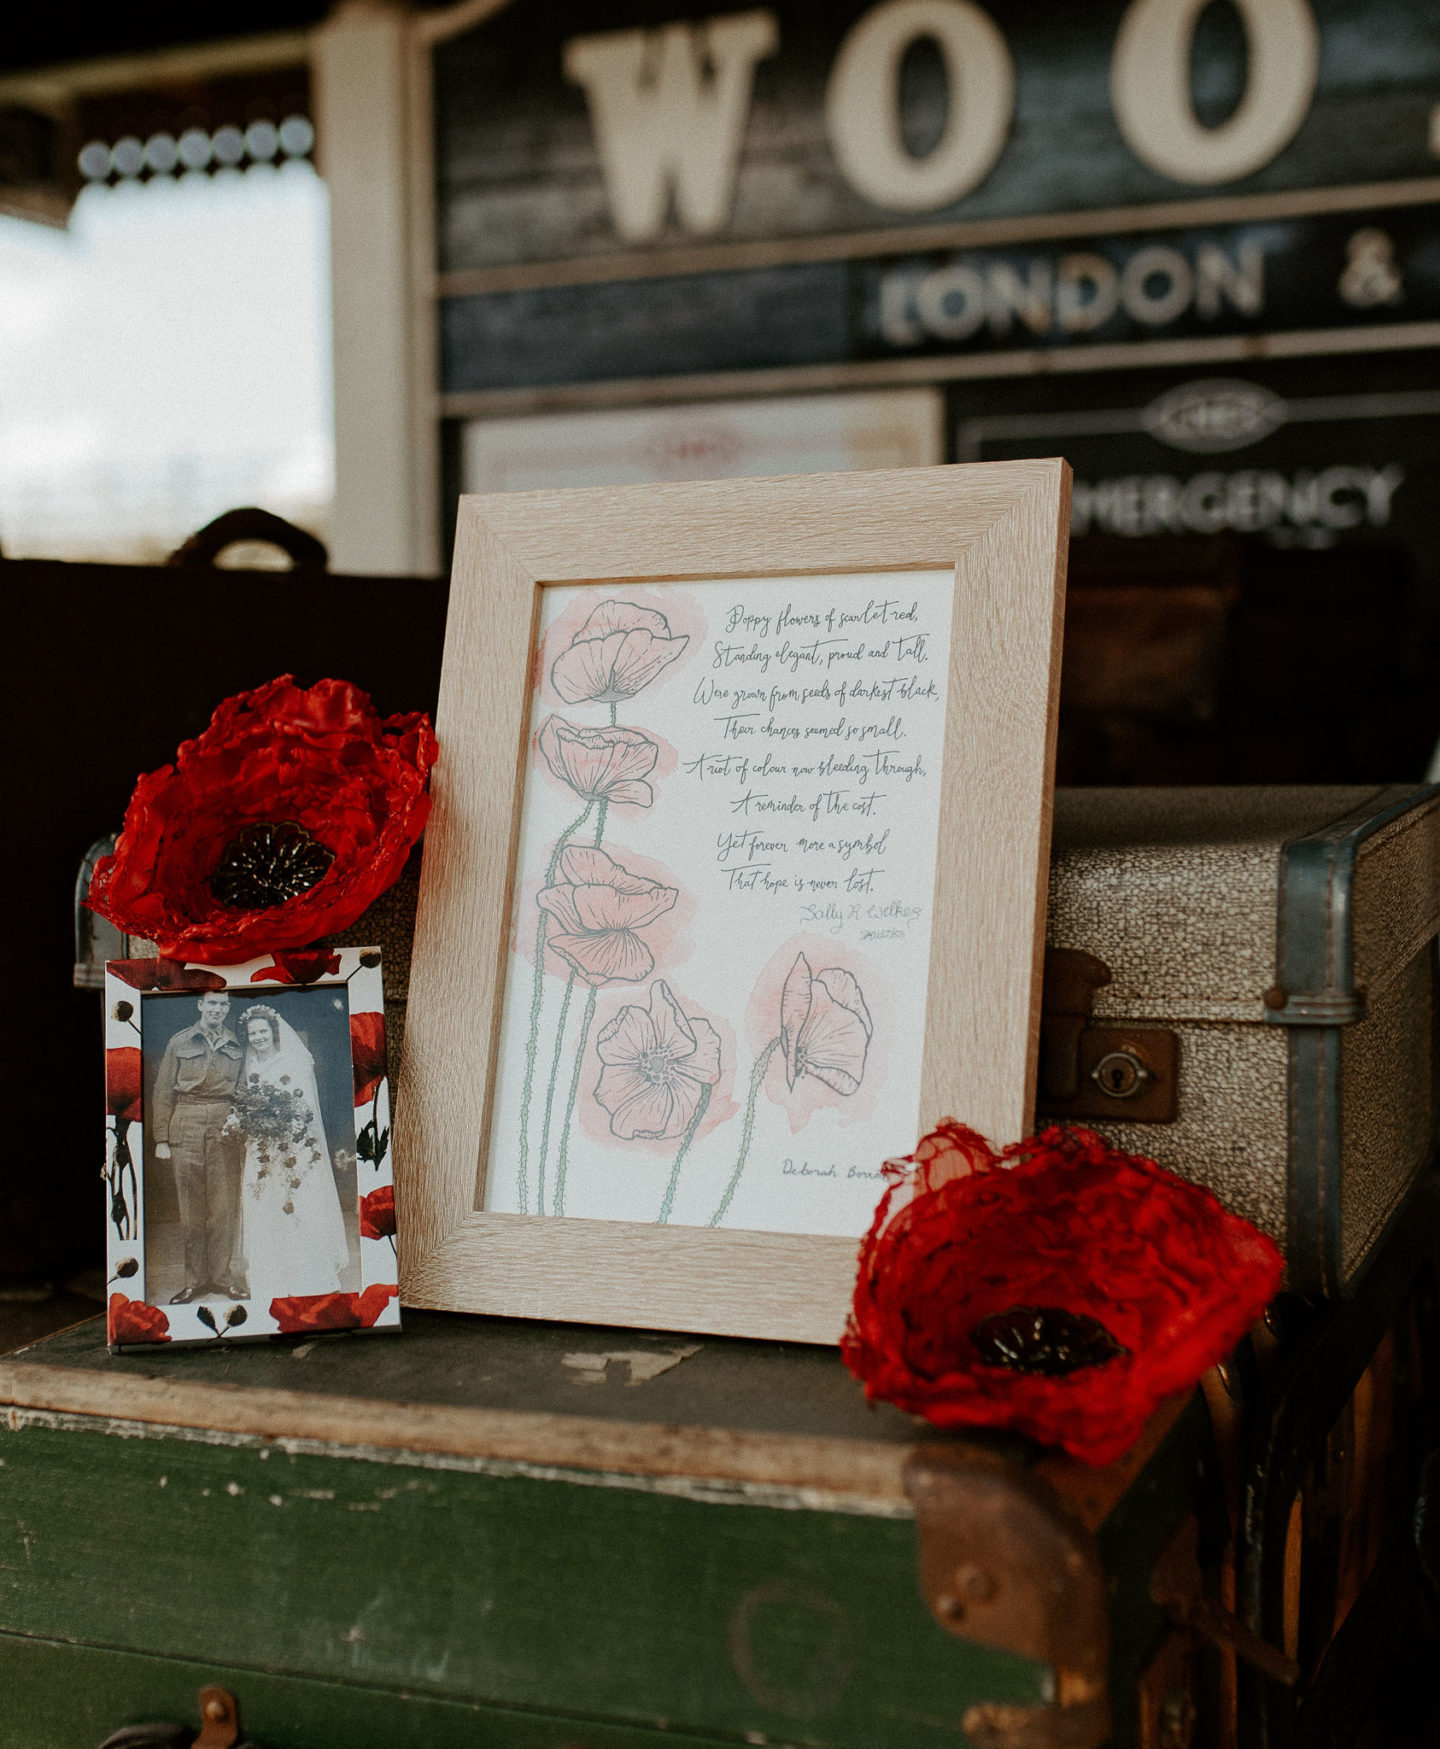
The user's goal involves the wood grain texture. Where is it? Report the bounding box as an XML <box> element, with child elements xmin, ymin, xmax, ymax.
<box><xmin>0</xmin><ymin>1357</ymin><xmax>1183</xmax><ymax>1533</ymax></box>
<box><xmin>397</xmin><ymin>462</ymin><xmax>1069</xmax><ymax>1341</ymax></box>
<box><xmin>0</xmin><ymin>1360</ymin><xmax>911</xmax><ymax>1507</ymax></box>
<box><xmin>403</xmin><ymin>1217</ymin><xmax>861</xmax><ymax>1345</ymax></box>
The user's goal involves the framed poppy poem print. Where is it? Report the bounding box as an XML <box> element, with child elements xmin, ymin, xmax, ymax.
<box><xmin>399</xmin><ymin>463</ymin><xmax>1070</xmax><ymax>1342</ymax></box>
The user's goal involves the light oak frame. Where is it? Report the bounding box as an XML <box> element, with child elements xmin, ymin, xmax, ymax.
<box><xmin>397</xmin><ymin>461</ymin><xmax>1071</xmax><ymax>1343</ymax></box>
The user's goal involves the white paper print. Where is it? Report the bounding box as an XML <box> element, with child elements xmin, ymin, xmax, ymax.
<box><xmin>482</xmin><ymin>571</ymin><xmax>954</xmax><ymax>1237</ymax></box>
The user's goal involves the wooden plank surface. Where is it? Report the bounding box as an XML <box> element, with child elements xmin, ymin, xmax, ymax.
<box><xmin>0</xmin><ymin>1312</ymin><xmax>1188</xmax><ymax>1532</ymax></box>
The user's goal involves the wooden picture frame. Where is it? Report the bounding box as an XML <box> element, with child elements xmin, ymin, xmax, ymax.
<box><xmin>398</xmin><ymin>462</ymin><xmax>1070</xmax><ymax>1343</ymax></box>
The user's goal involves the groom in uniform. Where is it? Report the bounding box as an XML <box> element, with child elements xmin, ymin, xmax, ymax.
<box><xmin>151</xmin><ymin>990</ymin><xmax>248</xmax><ymax>1303</ymax></box>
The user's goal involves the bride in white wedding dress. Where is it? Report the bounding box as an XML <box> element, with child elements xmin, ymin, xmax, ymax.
<box><xmin>233</xmin><ymin>1005</ymin><xmax>351</xmax><ymax>1305</ymax></box>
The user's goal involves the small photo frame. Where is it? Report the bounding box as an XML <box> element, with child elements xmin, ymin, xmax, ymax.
<box><xmin>103</xmin><ymin>948</ymin><xmax>400</xmax><ymax>1349</ymax></box>
<box><xmin>399</xmin><ymin>462</ymin><xmax>1070</xmax><ymax>1343</ymax></box>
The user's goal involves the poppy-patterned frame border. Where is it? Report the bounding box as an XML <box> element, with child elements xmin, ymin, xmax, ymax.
<box><xmin>103</xmin><ymin>948</ymin><xmax>400</xmax><ymax>1349</ymax></box>
<box><xmin>399</xmin><ymin>462</ymin><xmax>1070</xmax><ymax>1343</ymax></box>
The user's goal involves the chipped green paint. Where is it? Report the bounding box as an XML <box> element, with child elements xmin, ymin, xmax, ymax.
<box><xmin>0</xmin><ymin>1416</ymin><xmax>1042</xmax><ymax>1748</ymax></box>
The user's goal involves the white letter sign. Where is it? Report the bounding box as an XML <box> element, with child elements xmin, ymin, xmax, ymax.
<box><xmin>563</xmin><ymin>10</ymin><xmax>778</xmax><ymax>242</ymax></box>
<box><xmin>826</xmin><ymin>0</ymin><xmax>1014</xmax><ymax>212</ymax></box>
<box><xmin>1111</xmin><ymin>0</ymin><xmax>1319</xmax><ymax>185</ymax></box>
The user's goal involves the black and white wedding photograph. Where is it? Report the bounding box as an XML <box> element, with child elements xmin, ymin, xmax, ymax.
<box><xmin>138</xmin><ymin>982</ymin><xmax>362</xmax><ymax>1312</ymax></box>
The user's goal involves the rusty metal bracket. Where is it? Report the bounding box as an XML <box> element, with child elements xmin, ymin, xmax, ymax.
<box><xmin>904</xmin><ymin>1445</ymin><xmax>1110</xmax><ymax>1749</ymax></box>
<box><xmin>97</xmin><ymin>1687</ymin><xmax>254</xmax><ymax>1749</ymax></box>
<box><xmin>193</xmin><ymin>1689</ymin><xmax>241</xmax><ymax>1749</ymax></box>
<box><xmin>1151</xmin><ymin>1516</ymin><xmax>1299</xmax><ymax>1689</ymax></box>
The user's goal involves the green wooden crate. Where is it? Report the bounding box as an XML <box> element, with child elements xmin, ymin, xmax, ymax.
<box><xmin>0</xmin><ymin>1311</ymin><xmax>1208</xmax><ymax>1749</ymax></box>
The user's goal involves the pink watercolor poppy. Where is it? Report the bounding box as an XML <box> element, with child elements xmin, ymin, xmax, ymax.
<box><xmin>780</xmin><ymin>953</ymin><xmax>872</xmax><ymax>1095</ymax></box>
<box><xmin>594</xmin><ymin>980</ymin><xmax>722</xmax><ymax>1140</ymax></box>
<box><xmin>537</xmin><ymin>847</ymin><xmax>678</xmax><ymax>985</ymax></box>
<box><xmin>550</xmin><ymin>601</ymin><xmax>689</xmax><ymax>704</ymax></box>
<box><xmin>537</xmin><ymin>716</ymin><xmax>658</xmax><ymax>806</ymax></box>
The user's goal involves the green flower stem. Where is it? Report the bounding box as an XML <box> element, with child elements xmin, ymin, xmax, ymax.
<box><xmin>553</xmin><ymin>984</ymin><xmax>598</xmax><ymax>1219</ymax></box>
<box><xmin>516</xmin><ymin>798</ymin><xmax>594</xmax><ymax>1211</ymax></box>
<box><xmin>593</xmin><ymin>797</ymin><xmax>608</xmax><ymax>847</ymax></box>
<box><xmin>657</xmin><ymin>1083</ymin><xmax>712</xmax><ymax>1225</ymax></box>
<box><xmin>535</xmin><ymin>972</ymin><xmax>576</xmax><ymax>1216</ymax></box>
<box><xmin>709</xmin><ymin>1039</ymin><xmax>779</xmax><ymax>1227</ymax></box>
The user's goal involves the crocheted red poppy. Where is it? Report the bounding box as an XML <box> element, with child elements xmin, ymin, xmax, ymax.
<box><xmin>842</xmin><ymin>1123</ymin><xmax>1283</xmax><ymax>1466</ymax></box>
<box><xmin>88</xmin><ymin>676</ymin><xmax>436</xmax><ymax>964</ymax></box>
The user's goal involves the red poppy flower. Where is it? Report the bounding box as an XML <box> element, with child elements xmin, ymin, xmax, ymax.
<box><xmin>109</xmin><ymin>960</ymin><xmax>227</xmax><ymax>992</ymax></box>
<box><xmin>842</xmin><ymin>1123</ymin><xmax>1283</xmax><ymax>1467</ymax></box>
<box><xmin>537</xmin><ymin>846</ymin><xmax>677</xmax><ymax>985</ymax></box>
<box><xmin>351</xmin><ymin>1011</ymin><xmax>388</xmax><ymax>1106</ymax></box>
<box><xmin>250</xmin><ymin>949</ymin><xmax>343</xmax><ymax>985</ymax></box>
<box><xmin>359</xmin><ymin>1185</ymin><xmax>396</xmax><ymax>1241</ymax></box>
<box><xmin>538</xmin><ymin>716</ymin><xmax>659</xmax><ymax>806</ymax></box>
<box><xmin>106</xmin><ymin>1047</ymin><xmax>143</xmax><ymax>1123</ymax></box>
<box><xmin>108</xmin><ymin>1293</ymin><xmax>171</xmax><ymax>1346</ymax></box>
<box><xmin>269</xmin><ymin>1283</ymin><xmax>398</xmax><ymax>1334</ymax></box>
<box><xmin>88</xmin><ymin>675</ymin><xmax>437</xmax><ymax>964</ymax></box>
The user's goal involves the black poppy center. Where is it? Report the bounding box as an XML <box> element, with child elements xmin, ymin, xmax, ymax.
<box><xmin>971</xmin><ymin>1305</ymin><xmax>1126</xmax><ymax>1377</ymax></box>
<box><xmin>211</xmin><ymin>822</ymin><xmax>334</xmax><ymax>910</ymax></box>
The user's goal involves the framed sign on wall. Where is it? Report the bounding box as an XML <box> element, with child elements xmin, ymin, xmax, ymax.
<box><xmin>397</xmin><ymin>460</ymin><xmax>1069</xmax><ymax>1341</ymax></box>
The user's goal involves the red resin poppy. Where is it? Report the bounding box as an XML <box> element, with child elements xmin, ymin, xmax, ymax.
<box><xmin>108</xmin><ymin>1293</ymin><xmax>171</xmax><ymax>1346</ymax></box>
<box><xmin>105</xmin><ymin>1047</ymin><xmax>143</xmax><ymax>1124</ymax></box>
<box><xmin>269</xmin><ymin>1283</ymin><xmax>398</xmax><ymax>1334</ymax></box>
<box><xmin>359</xmin><ymin>1185</ymin><xmax>396</xmax><ymax>1241</ymax></box>
<box><xmin>88</xmin><ymin>676</ymin><xmax>437</xmax><ymax>964</ymax></box>
<box><xmin>842</xmin><ymin>1123</ymin><xmax>1283</xmax><ymax>1467</ymax></box>
<box><xmin>351</xmin><ymin>1011</ymin><xmax>388</xmax><ymax>1106</ymax></box>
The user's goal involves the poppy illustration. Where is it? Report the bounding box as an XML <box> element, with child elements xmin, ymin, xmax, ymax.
<box><xmin>351</xmin><ymin>1011</ymin><xmax>388</xmax><ymax>1106</ymax></box>
<box><xmin>842</xmin><ymin>1122</ymin><xmax>1284</xmax><ymax>1467</ymax></box>
<box><xmin>249</xmin><ymin>948</ymin><xmax>344</xmax><ymax>985</ymax></box>
<box><xmin>108</xmin><ymin>960</ymin><xmax>227</xmax><ymax>992</ymax></box>
<box><xmin>538</xmin><ymin>716</ymin><xmax>659</xmax><ymax>807</ymax></box>
<box><xmin>105</xmin><ymin>1046</ymin><xmax>144</xmax><ymax>1124</ymax></box>
<box><xmin>537</xmin><ymin>846</ymin><xmax>678</xmax><ymax>986</ymax></box>
<box><xmin>108</xmin><ymin>1293</ymin><xmax>171</xmax><ymax>1346</ymax></box>
<box><xmin>550</xmin><ymin>600</ymin><xmax>688</xmax><ymax>704</ymax></box>
<box><xmin>87</xmin><ymin>675</ymin><xmax>436</xmax><ymax>964</ymax></box>
<box><xmin>594</xmin><ymin>980</ymin><xmax>722</xmax><ymax>1140</ymax></box>
<box><xmin>359</xmin><ymin>1184</ymin><xmax>396</xmax><ymax>1241</ymax></box>
<box><xmin>269</xmin><ymin>1283</ymin><xmax>398</xmax><ymax>1334</ymax></box>
<box><xmin>780</xmin><ymin>953</ymin><xmax>872</xmax><ymax>1094</ymax></box>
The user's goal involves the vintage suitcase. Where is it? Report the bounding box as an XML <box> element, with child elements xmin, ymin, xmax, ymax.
<box><xmin>1038</xmin><ymin>785</ymin><xmax>1440</xmax><ymax>1295</ymax></box>
<box><xmin>1</xmin><ymin>1169</ymin><xmax>1436</xmax><ymax>1749</ymax></box>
